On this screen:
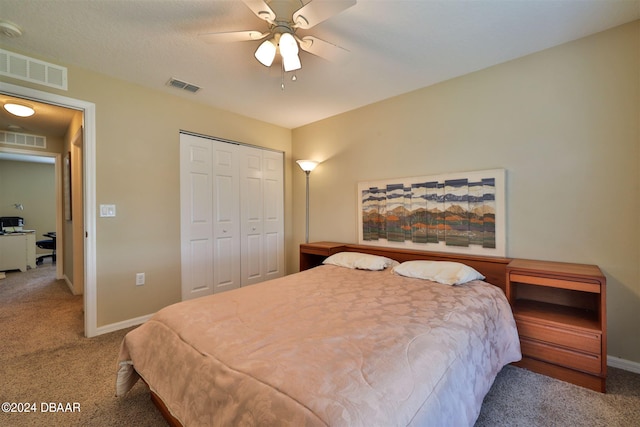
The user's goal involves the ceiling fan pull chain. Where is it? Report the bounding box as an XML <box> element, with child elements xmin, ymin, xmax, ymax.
<box><xmin>281</xmin><ymin>63</ymin><xmax>285</xmax><ymax>91</ymax></box>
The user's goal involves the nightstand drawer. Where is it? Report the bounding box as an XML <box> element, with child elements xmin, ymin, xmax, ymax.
<box><xmin>509</xmin><ymin>273</ymin><xmax>601</xmax><ymax>293</ymax></box>
<box><xmin>516</xmin><ymin>319</ymin><xmax>601</xmax><ymax>354</ymax></box>
<box><xmin>520</xmin><ymin>338</ymin><xmax>602</xmax><ymax>375</ymax></box>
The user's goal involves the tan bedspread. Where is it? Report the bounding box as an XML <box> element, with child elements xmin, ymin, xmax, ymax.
<box><xmin>117</xmin><ymin>265</ymin><xmax>521</xmax><ymax>426</ymax></box>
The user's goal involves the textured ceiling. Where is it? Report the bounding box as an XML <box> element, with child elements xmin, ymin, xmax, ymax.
<box><xmin>0</xmin><ymin>0</ymin><xmax>638</xmax><ymax>131</ymax></box>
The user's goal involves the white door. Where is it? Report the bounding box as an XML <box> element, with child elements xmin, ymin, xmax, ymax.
<box><xmin>180</xmin><ymin>133</ymin><xmax>284</xmax><ymax>299</ymax></box>
<box><xmin>240</xmin><ymin>146</ymin><xmax>264</xmax><ymax>286</ymax></box>
<box><xmin>180</xmin><ymin>134</ymin><xmax>214</xmax><ymax>300</ymax></box>
<box><xmin>262</xmin><ymin>150</ymin><xmax>285</xmax><ymax>282</ymax></box>
<box><xmin>211</xmin><ymin>141</ymin><xmax>241</xmax><ymax>293</ymax></box>
<box><xmin>240</xmin><ymin>147</ymin><xmax>284</xmax><ymax>286</ymax></box>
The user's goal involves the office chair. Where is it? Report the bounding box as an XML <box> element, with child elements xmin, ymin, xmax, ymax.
<box><xmin>36</xmin><ymin>232</ymin><xmax>56</xmax><ymax>265</ymax></box>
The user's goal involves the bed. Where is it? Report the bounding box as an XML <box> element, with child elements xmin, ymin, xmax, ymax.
<box><xmin>116</xmin><ymin>244</ymin><xmax>521</xmax><ymax>426</ymax></box>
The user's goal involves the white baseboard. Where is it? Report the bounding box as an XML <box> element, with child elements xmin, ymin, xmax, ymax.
<box><xmin>93</xmin><ymin>313</ymin><xmax>154</xmax><ymax>336</ymax></box>
<box><xmin>63</xmin><ymin>274</ymin><xmax>74</xmax><ymax>294</ymax></box>
<box><xmin>608</xmin><ymin>355</ymin><xmax>640</xmax><ymax>374</ymax></box>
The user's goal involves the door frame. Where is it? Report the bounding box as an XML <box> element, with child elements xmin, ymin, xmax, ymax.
<box><xmin>1</xmin><ymin>82</ymin><xmax>98</xmax><ymax>337</ymax></box>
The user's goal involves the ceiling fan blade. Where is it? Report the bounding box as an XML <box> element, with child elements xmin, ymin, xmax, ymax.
<box><xmin>199</xmin><ymin>30</ymin><xmax>268</xmax><ymax>43</ymax></box>
<box><xmin>293</xmin><ymin>0</ymin><xmax>356</xmax><ymax>29</ymax></box>
<box><xmin>298</xmin><ymin>35</ymin><xmax>349</xmax><ymax>63</ymax></box>
<box><xmin>241</xmin><ymin>0</ymin><xmax>276</xmax><ymax>23</ymax></box>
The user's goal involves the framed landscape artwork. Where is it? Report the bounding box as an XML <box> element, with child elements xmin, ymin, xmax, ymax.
<box><xmin>357</xmin><ymin>169</ymin><xmax>506</xmax><ymax>256</ymax></box>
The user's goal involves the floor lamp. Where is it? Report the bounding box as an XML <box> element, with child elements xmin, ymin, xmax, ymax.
<box><xmin>296</xmin><ymin>160</ymin><xmax>319</xmax><ymax>243</ymax></box>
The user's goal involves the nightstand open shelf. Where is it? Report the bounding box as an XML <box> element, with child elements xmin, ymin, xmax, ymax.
<box><xmin>506</xmin><ymin>259</ymin><xmax>606</xmax><ymax>392</ymax></box>
<box><xmin>513</xmin><ymin>299</ymin><xmax>600</xmax><ymax>332</ymax></box>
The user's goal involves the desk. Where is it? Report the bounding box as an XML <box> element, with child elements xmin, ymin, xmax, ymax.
<box><xmin>0</xmin><ymin>231</ymin><xmax>36</xmax><ymax>272</ymax></box>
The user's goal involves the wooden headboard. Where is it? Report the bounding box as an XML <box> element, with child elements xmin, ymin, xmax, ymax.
<box><xmin>300</xmin><ymin>242</ymin><xmax>512</xmax><ymax>292</ymax></box>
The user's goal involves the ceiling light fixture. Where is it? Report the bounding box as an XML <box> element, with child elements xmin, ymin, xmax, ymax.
<box><xmin>279</xmin><ymin>33</ymin><xmax>301</xmax><ymax>72</ymax></box>
<box><xmin>200</xmin><ymin>0</ymin><xmax>356</xmax><ymax>89</ymax></box>
<box><xmin>254</xmin><ymin>29</ymin><xmax>302</xmax><ymax>73</ymax></box>
<box><xmin>3</xmin><ymin>103</ymin><xmax>35</xmax><ymax>117</ymax></box>
<box><xmin>0</xmin><ymin>21</ymin><xmax>23</xmax><ymax>38</ymax></box>
<box><xmin>255</xmin><ymin>39</ymin><xmax>277</xmax><ymax>66</ymax></box>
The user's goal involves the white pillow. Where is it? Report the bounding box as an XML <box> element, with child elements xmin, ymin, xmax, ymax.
<box><xmin>322</xmin><ymin>252</ymin><xmax>398</xmax><ymax>271</ymax></box>
<box><xmin>392</xmin><ymin>260</ymin><xmax>485</xmax><ymax>285</ymax></box>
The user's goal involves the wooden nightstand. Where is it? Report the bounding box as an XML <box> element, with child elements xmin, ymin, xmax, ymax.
<box><xmin>299</xmin><ymin>242</ymin><xmax>346</xmax><ymax>271</ymax></box>
<box><xmin>506</xmin><ymin>259</ymin><xmax>607</xmax><ymax>392</ymax></box>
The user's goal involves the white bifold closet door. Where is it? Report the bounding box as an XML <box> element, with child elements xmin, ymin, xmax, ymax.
<box><xmin>180</xmin><ymin>133</ymin><xmax>284</xmax><ymax>300</ymax></box>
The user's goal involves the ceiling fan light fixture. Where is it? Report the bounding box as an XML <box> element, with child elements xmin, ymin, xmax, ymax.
<box><xmin>255</xmin><ymin>39</ymin><xmax>276</xmax><ymax>66</ymax></box>
<box><xmin>201</xmin><ymin>0</ymin><xmax>356</xmax><ymax>83</ymax></box>
<box><xmin>3</xmin><ymin>103</ymin><xmax>35</xmax><ymax>117</ymax></box>
<box><xmin>283</xmin><ymin>53</ymin><xmax>301</xmax><ymax>72</ymax></box>
<box><xmin>278</xmin><ymin>32</ymin><xmax>301</xmax><ymax>72</ymax></box>
<box><xmin>279</xmin><ymin>32</ymin><xmax>298</xmax><ymax>57</ymax></box>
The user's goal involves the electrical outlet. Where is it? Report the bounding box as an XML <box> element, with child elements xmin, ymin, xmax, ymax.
<box><xmin>136</xmin><ymin>272</ymin><xmax>145</xmax><ymax>286</ymax></box>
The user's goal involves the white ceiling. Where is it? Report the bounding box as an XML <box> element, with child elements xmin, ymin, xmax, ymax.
<box><xmin>0</xmin><ymin>0</ymin><xmax>638</xmax><ymax>130</ymax></box>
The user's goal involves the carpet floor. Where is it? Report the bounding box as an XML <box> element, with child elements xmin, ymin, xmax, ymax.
<box><xmin>1</xmin><ymin>263</ymin><xmax>638</xmax><ymax>426</ymax></box>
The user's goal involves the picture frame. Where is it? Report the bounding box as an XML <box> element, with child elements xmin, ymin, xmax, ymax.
<box><xmin>357</xmin><ymin>168</ymin><xmax>506</xmax><ymax>256</ymax></box>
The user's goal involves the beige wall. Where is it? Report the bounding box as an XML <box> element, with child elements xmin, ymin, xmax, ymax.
<box><xmin>85</xmin><ymin>76</ymin><xmax>291</xmax><ymax>326</ymax></box>
<box><xmin>0</xmin><ymin>159</ymin><xmax>56</xmax><ymax>246</ymax></box>
<box><xmin>2</xmin><ymin>58</ymin><xmax>292</xmax><ymax>327</ymax></box>
<box><xmin>292</xmin><ymin>21</ymin><xmax>640</xmax><ymax>363</ymax></box>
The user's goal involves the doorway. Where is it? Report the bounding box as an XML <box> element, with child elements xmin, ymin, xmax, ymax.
<box><xmin>0</xmin><ymin>82</ymin><xmax>97</xmax><ymax>337</ymax></box>
<box><xmin>0</xmin><ymin>150</ymin><xmax>62</xmax><ymax>277</ymax></box>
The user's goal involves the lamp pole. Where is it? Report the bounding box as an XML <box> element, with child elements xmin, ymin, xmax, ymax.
<box><xmin>304</xmin><ymin>170</ymin><xmax>310</xmax><ymax>243</ymax></box>
<box><xmin>296</xmin><ymin>160</ymin><xmax>319</xmax><ymax>244</ymax></box>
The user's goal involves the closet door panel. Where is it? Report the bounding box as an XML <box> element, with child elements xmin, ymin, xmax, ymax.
<box><xmin>214</xmin><ymin>175</ymin><xmax>234</xmax><ymax>227</ymax></box>
<box><xmin>180</xmin><ymin>135</ymin><xmax>214</xmax><ymax>300</ymax></box>
<box><xmin>245</xmin><ymin>178</ymin><xmax>263</xmax><ymax>225</ymax></box>
<box><xmin>187</xmin><ymin>239</ymin><xmax>212</xmax><ymax>295</ymax></box>
<box><xmin>185</xmin><ymin>172</ymin><xmax>213</xmax><ymax>296</ymax></box>
<box><xmin>245</xmin><ymin>234</ymin><xmax>263</xmax><ymax>281</ymax></box>
<box><xmin>262</xmin><ymin>150</ymin><xmax>284</xmax><ymax>281</ymax></box>
<box><xmin>241</xmin><ymin>146</ymin><xmax>264</xmax><ymax>286</ymax></box>
<box><xmin>214</xmin><ymin>236</ymin><xmax>236</xmax><ymax>289</ymax></box>
<box><xmin>265</xmin><ymin>231</ymin><xmax>280</xmax><ymax>275</ymax></box>
<box><xmin>212</xmin><ymin>141</ymin><xmax>241</xmax><ymax>293</ymax></box>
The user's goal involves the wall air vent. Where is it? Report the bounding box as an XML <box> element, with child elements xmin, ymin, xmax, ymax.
<box><xmin>167</xmin><ymin>77</ymin><xmax>201</xmax><ymax>93</ymax></box>
<box><xmin>0</xmin><ymin>49</ymin><xmax>67</xmax><ymax>90</ymax></box>
<box><xmin>0</xmin><ymin>130</ymin><xmax>46</xmax><ymax>148</ymax></box>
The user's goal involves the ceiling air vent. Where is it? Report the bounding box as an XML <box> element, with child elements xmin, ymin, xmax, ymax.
<box><xmin>0</xmin><ymin>49</ymin><xmax>67</xmax><ymax>90</ymax></box>
<box><xmin>167</xmin><ymin>77</ymin><xmax>201</xmax><ymax>93</ymax></box>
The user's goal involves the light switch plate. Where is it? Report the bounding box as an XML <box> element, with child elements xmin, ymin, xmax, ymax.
<box><xmin>100</xmin><ymin>204</ymin><xmax>116</xmax><ymax>217</ymax></box>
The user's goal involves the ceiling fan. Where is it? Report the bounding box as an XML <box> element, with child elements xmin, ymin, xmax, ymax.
<box><xmin>200</xmin><ymin>0</ymin><xmax>356</xmax><ymax>74</ymax></box>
